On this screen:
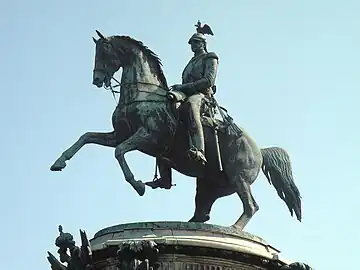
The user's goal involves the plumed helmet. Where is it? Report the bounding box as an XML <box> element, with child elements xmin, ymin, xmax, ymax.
<box><xmin>188</xmin><ymin>21</ymin><xmax>214</xmax><ymax>44</ymax></box>
<box><xmin>188</xmin><ymin>32</ymin><xmax>207</xmax><ymax>44</ymax></box>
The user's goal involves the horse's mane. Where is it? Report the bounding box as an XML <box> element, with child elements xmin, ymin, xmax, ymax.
<box><xmin>111</xmin><ymin>35</ymin><xmax>168</xmax><ymax>88</ymax></box>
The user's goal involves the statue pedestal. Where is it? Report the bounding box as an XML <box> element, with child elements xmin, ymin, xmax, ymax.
<box><xmin>90</xmin><ymin>221</ymin><xmax>293</xmax><ymax>270</ymax></box>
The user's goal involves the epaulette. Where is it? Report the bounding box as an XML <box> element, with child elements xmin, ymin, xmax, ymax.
<box><xmin>203</xmin><ymin>52</ymin><xmax>219</xmax><ymax>60</ymax></box>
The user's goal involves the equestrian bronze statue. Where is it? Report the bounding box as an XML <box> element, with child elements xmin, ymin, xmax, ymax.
<box><xmin>50</xmin><ymin>22</ymin><xmax>302</xmax><ymax>230</ymax></box>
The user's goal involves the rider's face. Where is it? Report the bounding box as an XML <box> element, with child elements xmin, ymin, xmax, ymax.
<box><xmin>190</xmin><ymin>40</ymin><xmax>204</xmax><ymax>53</ymax></box>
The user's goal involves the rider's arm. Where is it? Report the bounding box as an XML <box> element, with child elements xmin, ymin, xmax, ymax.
<box><xmin>181</xmin><ymin>56</ymin><xmax>218</xmax><ymax>95</ymax></box>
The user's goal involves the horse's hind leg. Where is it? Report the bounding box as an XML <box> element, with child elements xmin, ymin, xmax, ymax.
<box><xmin>232</xmin><ymin>171</ymin><xmax>260</xmax><ymax>230</ymax></box>
<box><xmin>188</xmin><ymin>177</ymin><xmax>219</xmax><ymax>223</ymax></box>
<box><xmin>50</xmin><ymin>131</ymin><xmax>117</xmax><ymax>171</ymax></box>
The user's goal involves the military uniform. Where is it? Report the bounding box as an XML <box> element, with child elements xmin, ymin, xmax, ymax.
<box><xmin>145</xmin><ymin>23</ymin><xmax>218</xmax><ymax>190</ymax></box>
<box><xmin>178</xmin><ymin>32</ymin><xmax>219</xmax><ymax>165</ymax></box>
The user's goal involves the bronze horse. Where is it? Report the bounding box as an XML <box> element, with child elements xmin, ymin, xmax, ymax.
<box><xmin>50</xmin><ymin>31</ymin><xmax>302</xmax><ymax>230</ymax></box>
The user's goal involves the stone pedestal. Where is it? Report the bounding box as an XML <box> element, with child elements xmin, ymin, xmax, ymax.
<box><xmin>89</xmin><ymin>222</ymin><xmax>293</xmax><ymax>270</ymax></box>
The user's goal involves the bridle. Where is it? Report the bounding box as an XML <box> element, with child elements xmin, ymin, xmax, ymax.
<box><xmin>93</xmin><ymin>39</ymin><xmax>168</xmax><ymax>102</ymax></box>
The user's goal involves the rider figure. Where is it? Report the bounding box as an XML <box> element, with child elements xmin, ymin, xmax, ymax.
<box><xmin>170</xmin><ymin>21</ymin><xmax>219</xmax><ymax>166</ymax></box>
<box><xmin>145</xmin><ymin>22</ymin><xmax>219</xmax><ymax>190</ymax></box>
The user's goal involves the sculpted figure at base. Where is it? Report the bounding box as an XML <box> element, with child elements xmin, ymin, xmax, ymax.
<box><xmin>47</xmin><ymin>226</ymin><xmax>93</xmax><ymax>270</ymax></box>
<box><xmin>116</xmin><ymin>240</ymin><xmax>159</xmax><ymax>270</ymax></box>
<box><xmin>50</xmin><ymin>21</ymin><xmax>302</xmax><ymax>231</ymax></box>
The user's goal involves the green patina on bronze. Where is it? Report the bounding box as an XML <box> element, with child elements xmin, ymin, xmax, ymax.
<box><xmin>47</xmin><ymin>21</ymin><xmax>315</xmax><ymax>270</ymax></box>
<box><xmin>93</xmin><ymin>221</ymin><xmax>268</xmax><ymax>245</ymax></box>
<box><xmin>50</xmin><ymin>21</ymin><xmax>302</xmax><ymax>231</ymax></box>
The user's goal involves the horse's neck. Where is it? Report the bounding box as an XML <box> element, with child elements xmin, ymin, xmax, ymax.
<box><xmin>119</xmin><ymin>50</ymin><xmax>166</xmax><ymax>105</ymax></box>
<box><xmin>122</xmin><ymin>51</ymin><xmax>160</xmax><ymax>85</ymax></box>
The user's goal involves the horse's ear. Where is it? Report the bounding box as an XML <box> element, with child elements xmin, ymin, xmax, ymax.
<box><xmin>92</xmin><ymin>37</ymin><xmax>97</xmax><ymax>44</ymax></box>
<box><xmin>96</xmin><ymin>30</ymin><xmax>106</xmax><ymax>39</ymax></box>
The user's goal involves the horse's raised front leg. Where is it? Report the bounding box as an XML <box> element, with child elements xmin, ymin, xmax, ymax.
<box><xmin>50</xmin><ymin>131</ymin><xmax>117</xmax><ymax>171</ymax></box>
<box><xmin>114</xmin><ymin>127</ymin><xmax>153</xmax><ymax>196</ymax></box>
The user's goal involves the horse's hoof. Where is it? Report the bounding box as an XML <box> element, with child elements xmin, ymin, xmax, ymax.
<box><xmin>188</xmin><ymin>216</ymin><xmax>197</xmax><ymax>222</ymax></box>
<box><xmin>50</xmin><ymin>160</ymin><xmax>66</xmax><ymax>171</ymax></box>
<box><xmin>134</xmin><ymin>180</ymin><xmax>146</xmax><ymax>196</ymax></box>
<box><xmin>188</xmin><ymin>214</ymin><xmax>210</xmax><ymax>223</ymax></box>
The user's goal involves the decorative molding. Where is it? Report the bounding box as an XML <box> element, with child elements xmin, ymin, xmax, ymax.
<box><xmin>116</xmin><ymin>240</ymin><xmax>159</xmax><ymax>270</ymax></box>
<box><xmin>280</xmin><ymin>262</ymin><xmax>313</xmax><ymax>270</ymax></box>
<box><xmin>93</xmin><ymin>222</ymin><xmax>267</xmax><ymax>246</ymax></box>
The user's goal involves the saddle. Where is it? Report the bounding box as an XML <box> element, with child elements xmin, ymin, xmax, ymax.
<box><xmin>200</xmin><ymin>116</ymin><xmax>228</xmax><ymax>133</ymax></box>
<box><xmin>167</xmin><ymin>90</ymin><xmax>242</xmax><ymax>135</ymax></box>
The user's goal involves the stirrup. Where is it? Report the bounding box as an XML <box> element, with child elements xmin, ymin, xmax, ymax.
<box><xmin>145</xmin><ymin>178</ymin><xmax>174</xmax><ymax>189</ymax></box>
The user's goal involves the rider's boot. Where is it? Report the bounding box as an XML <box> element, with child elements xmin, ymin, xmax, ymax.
<box><xmin>145</xmin><ymin>158</ymin><xmax>174</xmax><ymax>189</ymax></box>
<box><xmin>186</xmin><ymin>95</ymin><xmax>207</xmax><ymax>166</ymax></box>
<box><xmin>146</xmin><ymin>178</ymin><xmax>172</xmax><ymax>189</ymax></box>
<box><xmin>188</xmin><ymin>131</ymin><xmax>207</xmax><ymax>166</ymax></box>
<box><xmin>187</xmin><ymin>111</ymin><xmax>207</xmax><ymax>166</ymax></box>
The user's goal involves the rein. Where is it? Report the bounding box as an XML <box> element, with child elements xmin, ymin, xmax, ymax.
<box><xmin>104</xmin><ymin>76</ymin><xmax>170</xmax><ymax>104</ymax></box>
<box><xmin>96</xmin><ymin>38</ymin><xmax>169</xmax><ymax>103</ymax></box>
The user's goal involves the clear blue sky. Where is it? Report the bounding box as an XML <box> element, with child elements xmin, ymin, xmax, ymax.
<box><xmin>1</xmin><ymin>1</ymin><xmax>359</xmax><ymax>269</ymax></box>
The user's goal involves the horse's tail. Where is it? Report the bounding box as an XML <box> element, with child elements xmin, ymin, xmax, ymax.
<box><xmin>260</xmin><ymin>147</ymin><xmax>302</xmax><ymax>222</ymax></box>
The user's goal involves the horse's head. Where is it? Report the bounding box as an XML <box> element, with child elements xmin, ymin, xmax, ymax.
<box><xmin>92</xmin><ymin>30</ymin><xmax>123</xmax><ymax>88</ymax></box>
<box><xmin>92</xmin><ymin>31</ymin><xmax>168</xmax><ymax>92</ymax></box>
